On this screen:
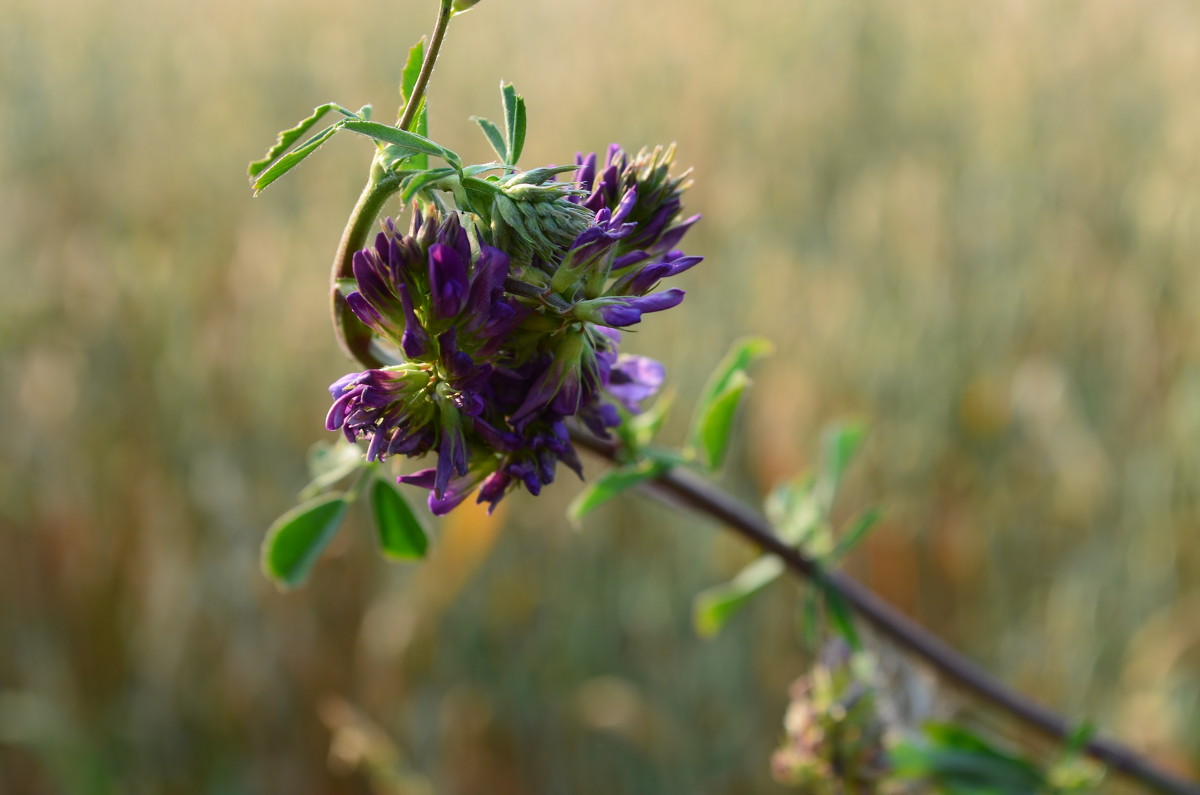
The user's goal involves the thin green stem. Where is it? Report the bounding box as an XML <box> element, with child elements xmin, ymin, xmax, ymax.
<box><xmin>329</xmin><ymin>0</ymin><xmax>456</xmax><ymax>367</ymax></box>
<box><xmin>330</xmin><ymin>169</ymin><xmax>401</xmax><ymax>368</ymax></box>
<box><xmin>399</xmin><ymin>0</ymin><xmax>454</xmax><ymax>133</ymax></box>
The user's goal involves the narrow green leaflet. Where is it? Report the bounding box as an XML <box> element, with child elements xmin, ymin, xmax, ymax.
<box><xmin>624</xmin><ymin>390</ymin><xmax>675</xmax><ymax>453</ymax></box>
<box><xmin>340</xmin><ymin>120</ymin><xmax>462</xmax><ymax>172</ymax></box>
<box><xmin>693</xmin><ymin>337</ymin><xmax>773</xmax><ymax>415</ymax></box>
<box><xmin>765</xmin><ymin>475</ymin><xmax>821</xmax><ymax>547</ymax></box>
<box><xmin>369</xmin><ymin>478</ymin><xmax>428</xmax><ymax>560</ymax></box>
<box><xmin>693</xmin><ymin>556</ymin><xmax>785</xmax><ymax>638</ymax></box>
<box><xmin>568</xmin><ymin>457</ymin><xmax>670</xmax><ymax>521</ymax></box>
<box><xmin>501</xmin><ymin>82</ymin><xmax>527</xmax><ymax>165</ymax></box>
<box><xmin>821</xmin><ymin>578</ymin><xmax>861</xmax><ymax>649</ymax></box>
<box><xmin>830</xmin><ymin>507</ymin><xmax>882</xmax><ymax>563</ymax></box>
<box><xmin>399</xmin><ymin>167</ymin><xmax>457</xmax><ymax>203</ymax></box>
<box><xmin>692</xmin><ymin>369</ymin><xmax>752</xmax><ymax>471</ymax></box>
<box><xmin>472</xmin><ymin>116</ymin><xmax>507</xmax><ymax>162</ymax></box>
<box><xmin>261</xmin><ymin>493</ymin><xmax>349</xmax><ymax>588</ymax></box>
<box><xmin>250</xmin><ymin>123</ymin><xmax>343</xmax><ymax>194</ymax></box>
<box><xmin>891</xmin><ymin>724</ymin><xmax>1048</xmax><ymax>794</ymax></box>
<box><xmin>399</xmin><ymin>39</ymin><xmax>429</xmax><ymax>169</ymax></box>
<box><xmin>688</xmin><ymin>337</ymin><xmax>772</xmax><ymax>469</ymax></box>
<box><xmin>451</xmin><ymin>0</ymin><xmax>482</xmax><ymax>13</ymax></box>
<box><xmin>817</xmin><ymin>420</ymin><xmax>866</xmax><ymax>511</ymax></box>
<box><xmin>247</xmin><ymin>102</ymin><xmax>359</xmax><ymax>179</ymax></box>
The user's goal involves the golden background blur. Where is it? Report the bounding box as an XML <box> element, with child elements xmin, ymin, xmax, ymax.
<box><xmin>2</xmin><ymin>0</ymin><xmax>1198</xmax><ymax>791</ymax></box>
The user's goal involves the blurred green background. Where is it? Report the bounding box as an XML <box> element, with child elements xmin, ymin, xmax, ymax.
<box><xmin>2</xmin><ymin>0</ymin><xmax>1198</xmax><ymax>791</ymax></box>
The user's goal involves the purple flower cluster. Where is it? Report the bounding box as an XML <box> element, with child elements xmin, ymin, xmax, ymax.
<box><xmin>328</xmin><ymin>145</ymin><xmax>700</xmax><ymax>514</ymax></box>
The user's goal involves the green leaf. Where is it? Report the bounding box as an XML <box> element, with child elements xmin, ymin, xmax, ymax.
<box><xmin>692</xmin><ymin>370</ymin><xmax>752</xmax><ymax>471</ymax></box>
<box><xmin>261</xmin><ymin>493</ymin><xmax>349</xmax><ymax>588</ymax></box>
<box><xmin>501</xmin><ymin>82</ymin><xmax>527</xmax><ymax>165</ymax></box>
<box><xmin>817</xmin><ymin>420</ymin><xmax>866</xmax><ymax>511</ymax></box>
<box><xmin>688</xmin><ymin>337</ymin><xmax>772</xmax><ymax>469</ymax></box>
<box><xmin>629</xmin><ymin>390</ymin><xmax>674</xmax><ymax>451</ymax></box>
<box><xmin>568</xmin><ymin>458</ymin><xmax>669</xmax><ymax>521</ymax></box>
<box><xmin>369</xmin><ymin>478</ymin><xmax>428</xmax><ymax>560</ymax></box>
<box><xmin>892</xmin><ymin>725</ymin><xmax>1048</xmax><ymax>794</ymax></box>
<box><xmin>765</xmin><ymin>475</ymin><xmax>820</xmax><ymax>546</ymax></box>
<box><xmin>300</xmin><ymin>440</ymin><xmax>366</xmax><ymax>500</ymax></box>
<box><xmin>250</xmin><ymin>123</ymin><xmax>343</xmax><ymax>194</ymax></box>
<box><xmin>693</xmin><ymin>556</ymin><xmax>785</xmax><ymax>638</ymax></box>
<box><xmin>399</xmin><ymin>167</ymin><xmax>457</xmax><ymax>203</ymax></box>
<box><xmin>399</xmin><ymin>39</ymin><xmax>428</xmax><ymax>169</ymax></box>
<box><xmin>472</xmin><ymin>116</ymin><xmax>507</xmax><ymax>162</ymax></box>
<box><xmin>821</xmin><ymin>580</ymin><xmax>861</xmax><ymax>649</ymax></box>
<box><xmin>340</xmin><ymin>120</ymin><xmax>462</xmax><ymax>172</ymax></box>
<box><xmin>247</xmin><ymin>102</ymin><xmax>358</xmax><ymax>179</ymax></box>
<box><xmin>830</xmin><ymin>507</ymin><xmax>882</xmax><ymax>563</ymax></box>
<box><xmin>451</xmin><ymin>0</ymin><xmax>482</xmax><ymax>13</ymax></box>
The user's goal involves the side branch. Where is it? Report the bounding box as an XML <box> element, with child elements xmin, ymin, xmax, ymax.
<box><xmin>571</xmin><ymin>432</ymin><xmax>1200</xmax><ymax>795</ymax></box>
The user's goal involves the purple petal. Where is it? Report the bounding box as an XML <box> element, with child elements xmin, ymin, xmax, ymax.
<box><xmin>397</xmin><ymin>283</ymin><xmax>428</xmax><ymax>358</ymax></box>
<box><xmin>428</xmin><ymin>243</ymin><xmax>469</xmax><ymax>319</ymax></box>
<box><xmin>655</xmin><ymin>214</ymin><xmax>701</xmax><ymax>253</ymax></box>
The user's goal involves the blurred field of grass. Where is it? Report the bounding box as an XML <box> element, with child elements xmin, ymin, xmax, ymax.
<box><xmin>1</xmin><ymin>0</ymin><xmax>1198</xmax><ymax>792</ymax></box>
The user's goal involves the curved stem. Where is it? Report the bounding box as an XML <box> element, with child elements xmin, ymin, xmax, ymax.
<box><xmin>329</xmin><ymin>0</ymin><xmax>454</xmax><ymax>366</ymax></box>
<box><xmin>330</xmin><ymin>171</ymin><xmax>401</xmax><ymax>368</ymax></box>
<box><xmin>399</xmin><ymin>0</ymin><xmax>454</xmax><ymax>133</ymax></box>
<box><xmin>570</xmin><ymin>431</ymin><xmax>1200</xmax><ymax>795</ymax></box>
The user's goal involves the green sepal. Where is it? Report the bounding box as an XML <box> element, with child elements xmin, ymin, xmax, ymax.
<box><xmin>247</xmin><ymin>102</ymin><xmax>359</xmax><ymax>180</ymax></box>
<box><xmin>568</xmin><ymin>456</ymin><xmax>670</xmax><ymax>521</ymax></box>
<box><xmin>261</xmin><ymin>493</ymin><xmax>349</xmax><ymax>589</ymax></box>
<box><xmin>369</xmin><ymin>477</ymin><xmax>428</xmax><ymax>560</ymax></box>
<box><xmin>693</xmin><ymin>556</ymin><xmax>785</xmax><ymax>638</ymax></box>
